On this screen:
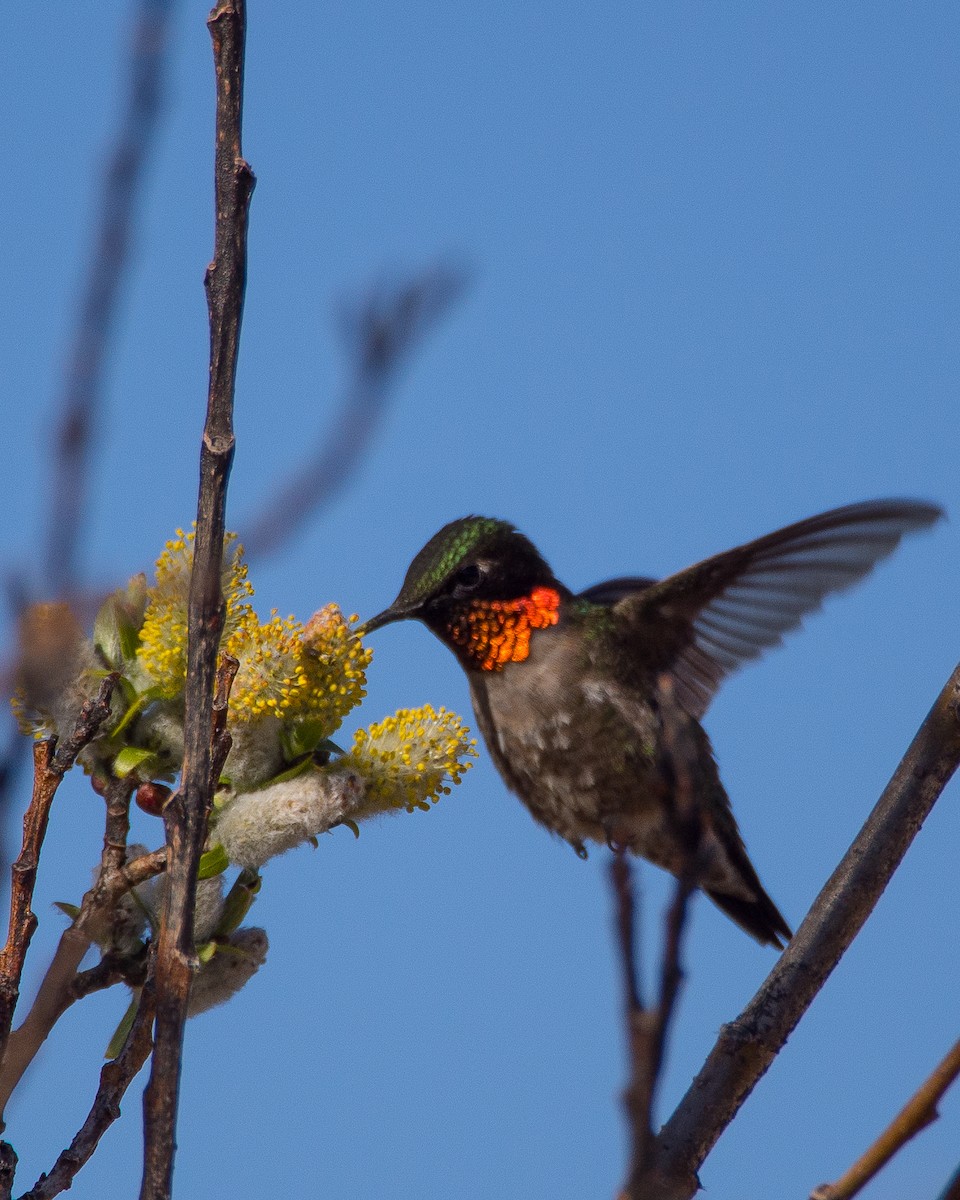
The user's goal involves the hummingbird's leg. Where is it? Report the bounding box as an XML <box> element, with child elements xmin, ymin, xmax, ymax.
<box><xmin>571</xmin><ymin>840</ymin><xmax>589</xmax><ymax>860</ymax></box>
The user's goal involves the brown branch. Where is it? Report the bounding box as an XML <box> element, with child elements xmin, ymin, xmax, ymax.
<box><xmin>0</xmin><ymin>741</ymin><xmax>59</xmax><ymax>1069</ymax></box>
<box><xmin>938</xmin><ymin>1164</ymin><xmax>960</xmax><ymax>1200</ymax></box>
<box><xmin>44</xmin><ymin>0</ymin><xmax>175</xmax><ymax>595</ymax></box>
<box><xmin>210</xmin><ymin>654</ymin><xmax>238</xmax><ymax>783</ymax></box>
<box><xmin>17</xmin><ymin>972</ymin><xmax>157</xmax><ymax>1200</ymax></box>
<box><xmin>139</xmin><ymin>5</ymin><xmax>252</xmax><ymax>1197</ymax></box>
<box><xmin>614</xmin><ymin>857</ymin><xmax>693</xmax><ymax>1192</ymax></box>
<box><xmin>644</xmin><ymin>661</ymin><xmax>960</xmax><ymax>1200</ymax></box>
<box><xmin>810</xmin><ymin>1037</ymin><xmax>960</xmax><ymax>1200</ymax></box>
<box><xmin>0</xmin><ymin>676</ymin><xmax>118</xmax><ymax>1069</ymax></box>
<box><xmin>0</xmin><ymin>835</ymin><xmax>162</xmax><ymax>1120</ymax></box>
<box><xmin>0</xmin><ymin>1142</ymin><xmax>16</xmax><ymax>1200</ymax></box>
<box><xmin>616</xmin><ymin>679</ymin><xmax>698</xmax><ymax>1200</ymax></box>
<box><xmin>0</xmin><ymin>718</ymin><xmax>28</xmax><ymax>890</ymax></box>
<box><xmin>611</xmin><ymin>854</ymin><xmax>647</xmax><ymax>1191</ymax></box>
<box><xmin>241</xmin><ymin>262</ymin><xmax>467</xmax><ymax>561</ymax></box>
<box><xmin>71</xmin><ymin>947</ymin><xmax>150</xmax><ymax>1003</ymax></box>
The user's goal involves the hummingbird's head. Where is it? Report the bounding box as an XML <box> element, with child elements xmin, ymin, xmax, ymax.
<box><xmin>362</xmin><ymin>517</ymin><xmax>566</xmax><ymax>669</ymax></box>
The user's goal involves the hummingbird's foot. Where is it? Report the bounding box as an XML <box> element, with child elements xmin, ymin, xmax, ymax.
<box><xmin>571</xmin><ymin>840</ymin><xmax>589</xmax><ymax>860</ymax></box>
<box><xmin>602</xmin><ymin>821</ymin><xmax>629</xmax><ymax>854</ymax></box>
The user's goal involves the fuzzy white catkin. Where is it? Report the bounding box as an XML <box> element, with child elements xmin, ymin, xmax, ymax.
<box><xmin>214</xmin><ymin>770</ymin><xmax>364</xmax><ymax>870</ymax></box>
<box><xmin>135</xmin><ymin>872</ymin><xmax>225</xmax><ymax>943</ymax></box>
<box><xmin>224</xmin><ymin>715</ymin><xmax>287</xmax><ymax>791</ymax></box>
<box><xmin>188</xmin><ymin>927</ymin><xmax>268</xmax><ymax>1016</ymax></box>
<box><xmin>136</xmin><ymin>703</ymin><xmax>186</xmax><ymax>773</ymax></box>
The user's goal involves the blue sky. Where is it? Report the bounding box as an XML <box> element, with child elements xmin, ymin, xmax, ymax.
<box><xmin>2</xmin><ymin>3</ymin><xmax>958</xmax><ymax>1197</ymax></box>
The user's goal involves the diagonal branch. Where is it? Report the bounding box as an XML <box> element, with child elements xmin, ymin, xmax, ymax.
<box><xmin>0</xmin><ymin>0</ymin><xmax>175</xmax><ymax>924</ymax></box>
<box><xmin>645</xmin><ymin>660</ymin><xmax>960</xmax><ymax>1200</ymax></box>
<box><xmin>615</xmin><ymin>678</ymin><xmax>699</xmax><ymax>1200</ymax></box>
<box><xmin>17</xmin><ymin>971</ymin><xmax>157</xmax><ymax>1200</ymax></box>
<box><xmin>0</xmin><ymin>842</ymin><xmax>163</xmax><ymax>1120</ymax></box>
<box><xmin>241</xmin><ymin>262</ymin><xmax>467</xmax><ymax>561</ymax></box>
<box><xmin>138</xmin><ymin>5</ymin><xmax>252</xmax><ymax>1197</ymax></box>
<box><xmin>0</xmin><ymin>676</ymin><xmax>118</xmax><ymax>1072</ymax></box>
<box><xmin>938</xmin><ymin>1163</ymin><xmax>960</xmax><ymax>1200</ymax></box>
<box><xmin>810</xmin><ymin>1036</ymin><xmax>960</xmax><ymax>1200</ymax></box>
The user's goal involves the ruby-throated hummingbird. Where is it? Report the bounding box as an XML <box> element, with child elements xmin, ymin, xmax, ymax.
<box><xmin>363</xmin><ymin>500</ymin><xmax>942</xmax><ymax>947</ymax></box>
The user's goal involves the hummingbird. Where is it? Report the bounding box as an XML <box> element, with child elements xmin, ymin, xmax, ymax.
<box><xmin>363</xmin><ymin>500</ymin><xmax>942</xmax><ymax>947</ymax></box>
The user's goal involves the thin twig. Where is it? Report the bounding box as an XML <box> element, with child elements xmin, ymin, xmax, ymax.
<box><xmin>0</xmin><ymin>677</ymin><xmax>118</xmax><ymax>1069</ymax></box>
<box><xmin>17</xmin><ymin>970</ymin><xmax>157</xmax><ymax>1200</ymax></box>
<box><xmin>645</xmin><ymin>687</ymin><xmax>699</xmax><ymax>1114</ymax></box>
<box><xmin>643</xmin><ymin>661</ymin><xmax>960</xmax><ymax>1200</ymax></box>
<box><xmin>0</xmin><ymin>1142</ymin><xmax>16</xmax><ymax>1200</ymax></box>
<box><xmin>612</xmin><ymin>853</ymin><xmax>644</xmax><ymax>1014</ymax></box>
<box><xmin>241</xmin><ymin>262</ymin><xmax>467</xmax><ymax>560</ymax></box>
<box><xmin>810</xmin><ymin>1037</ymin><xmax>960</xmax><ymax>1200</ymax></box>
<box><xmin>0</xmin><ymin>815</ymin><xmax>161</xmax><ymax>1118</ymax></box>
<box><xmin>612</xmin><ymin>854</ymin><xmax>658</xmax><ymax>1183</ymax></box>
<box><xmin>0</xmin><ymin>742</ymin><xmax>58</xmax><ymax>1069</ymax></box>
<box><xmin>617</xmin><ymin>680</ymin><xmax>699</xmax><ymax>1200</ymax></box>
<box><xmin>210</xmin><ymin>654</ymin><xmax>237</xmax><ymax>783</ymax></box>
<box><xmin>937</xmin><ymin>1163</ymin><xmax>960</xmax><ymax>1200</ymax></box>
<box><xmin>71</xmin><ymin>947</ymin><xmax>150</xmax><ymax>1003</ymax></box>
<box><xmin>139</xmin><ymin>5</ymin><xmax>252</xmax><ymax>1197</ymax></box>
<box><xmin>0</xmin><ymin>719</ymin><xmax>28</xmax><ymax>888</ymax></box>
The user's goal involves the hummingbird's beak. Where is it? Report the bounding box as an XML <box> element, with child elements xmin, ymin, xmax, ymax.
<box><xmin>356</xmin><ymin>607</ymin><xmax>403</xmax><ymax>636</ymax></box>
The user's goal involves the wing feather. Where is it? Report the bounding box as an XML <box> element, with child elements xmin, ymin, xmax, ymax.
<box><xmin>588</xmin><ymin>500</ymin><xmax>942</xmax><ymax>718</ymax></box>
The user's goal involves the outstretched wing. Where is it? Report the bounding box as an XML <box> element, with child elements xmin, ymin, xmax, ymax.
<box><xmin>595</xmin><ymin>500</ymin><xmax>943</xmax><ymax>719</ymax></box>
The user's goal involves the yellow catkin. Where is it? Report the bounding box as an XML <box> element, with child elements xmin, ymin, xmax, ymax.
<box><xmin>347</xmin><ymin>704</ymin><xmax>477</xmax><ymax>812</ymax></box>
<box><xmin>136</xmin><ymin>529</ymin><xmax>253</xmax><ymax>697</ymax></box>
<box><xmin>227</xmin><ymin>604</ymin><xmax>371</xmax><ymax>736</ymax></box>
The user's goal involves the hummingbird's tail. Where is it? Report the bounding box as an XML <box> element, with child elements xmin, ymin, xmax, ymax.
<box><xmin>703</xmin><ymin>882</ymin><xmax>792</xmax><ymax>949</ymax></box>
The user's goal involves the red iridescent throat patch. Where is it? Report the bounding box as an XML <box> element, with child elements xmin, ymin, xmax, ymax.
<box><xmin>446</xmin><ymin>586</ymin><xmax>561</xmax><ymax>671</ymax></box>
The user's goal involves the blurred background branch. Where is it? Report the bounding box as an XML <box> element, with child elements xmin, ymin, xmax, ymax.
<box><xmin>937</xmin><ymin>1163</ymin><xmax>960</xmax><ymax>1200</ymax></box>
<box><xmin>614</xmin><ymin>679</ymin><xmax>700</xmax><ymax>1200</ymax></box>
<box><xmin>45</xmin><ymin>0</ymin><xmax>175</xmax><ymax>598</ymax></box>
<box><xmin>241</xmin><ymin>261</ymin><xmax>468</xmax><ymax>562</ymax></box>
<box><xmin>0</xmin><ymin>0</ymin><xmax>175</xmax><ymax>868</ymax></box>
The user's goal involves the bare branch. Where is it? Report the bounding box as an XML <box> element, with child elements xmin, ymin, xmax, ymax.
<box><xmin>17</xmin><ymin>975</ymin><xmax>156</xmax><ymax>1200</ymax></box>
<box><xmin>645</xmin><ymin>661</ymin><xmax>960</xmax><ymax>1200</ymax></box>
<box><xmin>616</xmin><ymin>678</ymin><xmax>698</xmax><ymax>1200</ymax></box>
<box><xmin>0</xmin><ymin>1142</ymin><xmax>16</xmax><ymax>1200</ymax></box>
<box><xmin>937</xmin><ymin>1164</ymin><xmax>960</xmax><ymax>1200</ymax></box>
<box><xmin>70</xmin><ymin>946</ymin><xmax>150</xmax><ymax>1002</ymax></box>
<box><xmin>0</xmin><ymin>740</ymin><xmax>59</xmax><ymax>1061</ymax></box>
<box><xmin>210</xmin><ymin>653</ymin><xmax>238</xmax><ymax>783</ymax></box>
<box><xmin>0</xmin><ymin>676</ymin><xmax>118</xmax><ymax>1070</ymax></box>
<box><xmin>44</xmin><ymin>0</ymin><xmax>174</xmax><ymax>595</ymax></box>
<box><xmin>0</xmin><ymin>789</ymin><xmax>160</xmax><ymax>1119</ymax></box>
<box><xmin>0</xmin><ymin>719</ymin><xmax>28</xmax><ymax>882</ymax></box>
<box><xmin>139</xmin><ymin>5</ymin><xmax>252</xmax><ymax>1196</ymax></box>
<box><xmin>810</xmin><ymin>1037</ymin><xmax>960</xmax><ymax>1200</ymax></box>
<box><xmin>241</xmin><ymin>262</ymin><xmax>467</xmax><ymax>561</ymax></box>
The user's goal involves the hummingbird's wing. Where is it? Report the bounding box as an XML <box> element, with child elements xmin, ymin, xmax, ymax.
<box><xmin>576</xmin><ymin>576</ymin><xmax>657</xmax><ymax>605</ymax></box>
<box><xmin>603</xmin><ymin>499</ymin><xmax>943</xmax><ymax>719</ymax></box>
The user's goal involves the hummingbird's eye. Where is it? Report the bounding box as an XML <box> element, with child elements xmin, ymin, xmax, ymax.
<box><xmin>451</xmin><ymin>563</ymin><xmax>484</xmax><ymax>594</ymax></box>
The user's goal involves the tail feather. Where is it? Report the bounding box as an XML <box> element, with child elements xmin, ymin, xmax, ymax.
<box><xmin>704</xmin><ymin>884</ymin><xmax>792</xmax><ymax>949</ymax></box>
